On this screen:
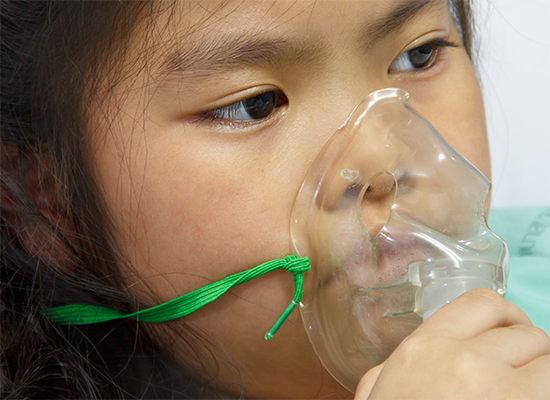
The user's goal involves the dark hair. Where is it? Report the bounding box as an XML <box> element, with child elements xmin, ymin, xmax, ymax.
<box><xmin>1</xmin><ymin>1</ymin><xmax>477</xmax><ymax>398</ymax></box>
<box><xmin>1</xmin><ymin>1</ymin><xmax>215</xmax><ymax>398</ymax></box>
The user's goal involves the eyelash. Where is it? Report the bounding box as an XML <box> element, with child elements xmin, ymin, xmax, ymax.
<box><xmin>388</xmin><ymin>38</ymin><xmax>458</xmax><ymax>73</ymax></box>
<box><xmin>197</xmin><ymin>89</ymin><xmax>288</xmax><ymax>124</ymax></box>
<box><xmin>196</xmin><ymin>39</ymin><xmax>457</xmax><ymax>125</ymax></box>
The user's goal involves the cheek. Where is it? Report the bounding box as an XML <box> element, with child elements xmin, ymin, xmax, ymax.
<box><xmin>145</xmin><ymin>163</ymin><xmax>289</xmax><ymax>263</ymax></box>
<box><xmin>404</xmin><ymin>55</ymin><xmax>491</xmax><ymax>180</ymax></box>
<box><xmin>92</xmin><ymin>125</ymin><xmax>297</xmax><ymax>301</ymax></box>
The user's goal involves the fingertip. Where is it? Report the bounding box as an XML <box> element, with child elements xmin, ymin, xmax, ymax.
<box><xmin>461</xmin><ymin>287</ymin><xmax>506</xmax><ymax>307</ymax></box>
<box><xmin>462</xmin><ymin>288</ymin><xmax>533</xmax><ymax>327</ymax></box>
<box><xmin>417</xmin><ymin>288</ymin><xmax>533</xmax><ymax>338</ymax></box>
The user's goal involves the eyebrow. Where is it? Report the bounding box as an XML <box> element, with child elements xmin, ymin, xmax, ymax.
<box><xmin>158</xmin><ymin>0</ymin><xmax>439</xmax><ymax>79</ymax></box>
<box><xmin>159</xmin><ymin>36</ymin><xmax>322</xmax><ymax>80</ymax></box>
<box><xmin>360</xmin><ymin>0</ymin><xmax>439</xmax><ymax>47</ymax></box>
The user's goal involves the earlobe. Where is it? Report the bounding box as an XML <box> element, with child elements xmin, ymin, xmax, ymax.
<box><xmin>0</xmin><ymin>142</ymin><xmax>21</xmax><ymax>213</ymax></box>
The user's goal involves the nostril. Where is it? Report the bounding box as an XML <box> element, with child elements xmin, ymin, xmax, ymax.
<box><xmin>359</xmin><ymin>172</ymin><xmax>396</xmax><ymax>239</ymax></box>
<box><xmin>364</xmin><ymin>173</ymin><xmax>395</xmax><ymax>199</ymax></box>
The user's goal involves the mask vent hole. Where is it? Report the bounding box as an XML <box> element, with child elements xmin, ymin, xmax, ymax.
<box><xmin>358</xmin><ymin>172</ymin><xmax>397</xmax><ymax>239</ymax></box>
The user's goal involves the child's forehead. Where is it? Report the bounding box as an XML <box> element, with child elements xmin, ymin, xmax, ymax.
<box><xmin>149</xmin><ymin>0</ymin><xmax>447</xmax><ymax>80</ymax></box>
<box><xmin>166</xmin><ymin>0</ymin><xmax>445</xmax><ymax>37</ymax></box>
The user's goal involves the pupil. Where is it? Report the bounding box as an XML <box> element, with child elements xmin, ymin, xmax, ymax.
<box><xmin>409</xmin><ymin>43</ymin><xmax>433</xmax><ymax>68</ymax></box>
<box><xmin>244</xmin><ymin>92</ymin><xmax>275</xmax><ymax>120</ymax></box>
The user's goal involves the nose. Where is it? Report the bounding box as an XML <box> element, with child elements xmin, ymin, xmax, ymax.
<box><xmin>314</xmin><ymin>89</ymin><xmax>411</xmax><ymax>239</ymax></box>
<box><xmin>359</xmin><ymin>172</ymin><xmax>396</xmax><ymax>239</ymax></box>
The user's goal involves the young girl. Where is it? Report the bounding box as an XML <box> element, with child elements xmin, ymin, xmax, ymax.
<box><xmin>2</xmin><ymin>1</ymin><xmax>548</xmax><ymax>399</ymax></box>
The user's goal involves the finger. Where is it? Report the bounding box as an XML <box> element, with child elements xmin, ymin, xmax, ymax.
<box><xmin>475</xmin><ymin>324</ymin><xmax>550</xmax><ymax>367</ymax></box>
<box><xmin>354</xmin><ymin>363</ymin><xmax>384</xmax><ymax>400</ymax></box>
<box><xmin>517</xmin><ymin>354</ymin><xmax>550</xmax><ymax>399</ymax></box>
<box><xmin>415</xmin><ymin>288</ymin><xmax>533</xmax><ymax>339</ymax></box>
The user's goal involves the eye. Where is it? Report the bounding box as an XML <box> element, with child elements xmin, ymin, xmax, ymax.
<box><xmin>199</xmin><ymin>90</ymin><xmax>288</xmax><ymax>123</ymax></box>
<box><xmin>389</xmin><ymin>39</ymin><xmax>457</xmax><ymax>73</ymax></box>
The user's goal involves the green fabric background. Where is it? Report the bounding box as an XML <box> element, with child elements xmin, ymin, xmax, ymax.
<box><xmin>488</xmin><ymin>207</ymin><xmax>550</xmax><ymax>335</ymax></box>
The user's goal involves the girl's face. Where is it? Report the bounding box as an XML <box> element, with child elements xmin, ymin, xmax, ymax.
<box><xmin>90</xmin><ymin>0</ymin><xmax>489</xmax><ymax>398</ymax></box>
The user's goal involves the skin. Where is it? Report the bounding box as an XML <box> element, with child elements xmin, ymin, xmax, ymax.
<box><xmin>356</xmin><ymin>289</ymin><xmax>550</xmax><ymax>399</ymax></box>
<box><xmin>87</xmin><ymin>0</ymin><xmax>549</xmax><ymax>398</ymax></box>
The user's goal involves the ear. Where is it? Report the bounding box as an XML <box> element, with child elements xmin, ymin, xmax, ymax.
<box><xmin>25</xmin><ymin>148</ymin><xmax>64</xmax><ymax>219</ymax></box>
<box><xmin>1</xmin><ymin>142</ymin><xmax>60</xmax><ymax>216</ymax></box>
<box><xmin>2</xmin><ymin>141</ymin><xmax>75</xmax><ymax>266</ymax></box>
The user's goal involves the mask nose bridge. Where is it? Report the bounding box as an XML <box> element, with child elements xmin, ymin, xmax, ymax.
<box><xmin>319</xmin><ymin>100</ymin><xmax>406</xmax><ymax>239</ymax></box>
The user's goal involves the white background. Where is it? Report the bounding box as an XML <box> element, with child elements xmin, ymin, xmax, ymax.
<box><xmin>477</xmin><ymin>0</ymin><xmax>550</xmax><ymax>208</ymax></box>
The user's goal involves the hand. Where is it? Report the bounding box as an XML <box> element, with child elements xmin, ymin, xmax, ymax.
<box><xmin>355</xmin><ymin>289</ymin><xmax>550</xmax><ymax>399</ymax></box>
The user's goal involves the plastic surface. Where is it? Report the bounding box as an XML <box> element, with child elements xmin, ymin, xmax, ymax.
<box><xmin>291</xmin><ymin>89</ymin><xmax>509</xmax><ymax>392</ymax></box>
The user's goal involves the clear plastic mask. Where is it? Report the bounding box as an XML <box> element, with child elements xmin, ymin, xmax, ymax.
<box><xmin>290</xmin><ymin>88</ymin><xmax>509</xmax><ymax>391</ymax></box>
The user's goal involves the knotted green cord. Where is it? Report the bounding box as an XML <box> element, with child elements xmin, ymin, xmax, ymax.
<box><xmin>42</xmin><ymin>255</ymin><xmax>310</xmax><ymax>340</ymax></box>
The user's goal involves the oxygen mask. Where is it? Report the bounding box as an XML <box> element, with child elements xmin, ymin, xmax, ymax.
<box><xmin>291</xmin><ymin>88</ymin><xmax>509</xmax><ymax>391</ymax></box>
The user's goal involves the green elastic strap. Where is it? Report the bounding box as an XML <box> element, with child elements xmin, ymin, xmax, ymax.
<box><xmin>42</xmin><ymin>255</ymin><xmax>310</xmax><ymax>340</ymax></box>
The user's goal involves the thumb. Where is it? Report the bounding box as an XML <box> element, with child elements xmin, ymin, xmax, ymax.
<box><xmin>354</xmin><ymin>363</ymin><xmax>385</xmax><ymax>400</ymax></box>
